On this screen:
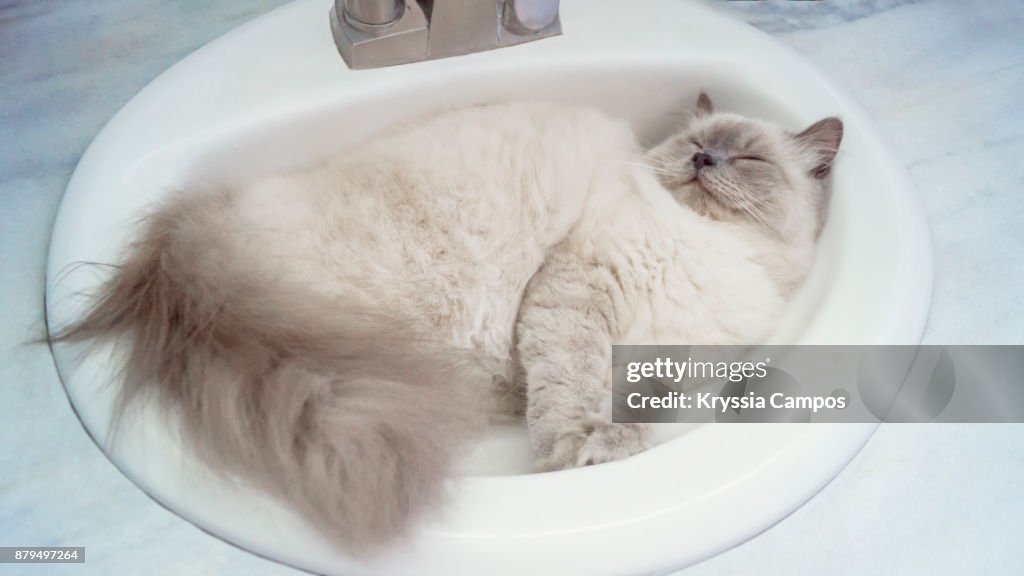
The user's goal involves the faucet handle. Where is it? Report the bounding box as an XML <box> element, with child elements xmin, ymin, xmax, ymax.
<box><xmin>330</xmin><ymin>0</ymin><xmax>428</xmax><ymax>69</ymax></box>
<box><xmin>343</xmin><ymin>0</ymin><xmax>404</xmax><ymax>29</ymax></box>
<box><xmin>503</xmin><ymin>0</ymin><xmax>560</xmax><ymax>34</ymax></box>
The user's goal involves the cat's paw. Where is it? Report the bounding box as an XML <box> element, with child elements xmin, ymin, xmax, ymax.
<box><xmin>536</xmin><ymin>420</ymin><xmax>651</xmax><ymax>472</ymax></box>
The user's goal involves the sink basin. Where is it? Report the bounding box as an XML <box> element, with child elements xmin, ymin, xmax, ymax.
<box><xmin>45</xmin><ymin>0</ymin><xmax>932</xmax><ymax>574</ymax></box>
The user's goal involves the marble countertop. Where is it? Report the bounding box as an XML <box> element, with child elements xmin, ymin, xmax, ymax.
<box><xmin>2</xmin><ymin>0</ymin><xmax>1022</xmax><ymax>574</ymax></box>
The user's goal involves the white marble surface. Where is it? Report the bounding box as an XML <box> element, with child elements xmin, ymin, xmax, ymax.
<box><xmin>1</xmin><ymin>0</ymin><xmax>1022</xmax><ymax>574</ymax></box>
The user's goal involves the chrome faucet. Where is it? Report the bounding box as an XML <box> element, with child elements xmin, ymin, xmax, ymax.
<box><xmin>330</xmin><ymin>0</ymin><xmax>561</xmax><ymax>69</ymax></box>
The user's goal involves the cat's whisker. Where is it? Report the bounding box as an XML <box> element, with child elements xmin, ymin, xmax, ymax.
<box><xmin>649</xmin><ymin>154</ymin><xmax>679</xmax><ymax>171</ymax></box>
<box><xmin>619</xmin><ymin>161</ymin><xmax>676</xmax><ymax>177</ymax></box>
<box><xmin>637</xmin><ymin>136</ymin><xmax>664</xmax><ymax>149</ymax></box>
<box><xmin>739</xmin><ymin>202</ymin><xmax>777</xmax><ymax>235</ymax></box>
<box><xmin>644</xmin><ymin>146</ymin><xmax>677</xmax><ymax>165</ymax></box>
<box><xmin>621</xmin><ymin>160</ymin><xmax>661</xmax><ymax>170</ymax></box>
<box><xmin>716</xmin><ymin>180</ymin><xmax>779</xmax><ymax>237</ymax></box>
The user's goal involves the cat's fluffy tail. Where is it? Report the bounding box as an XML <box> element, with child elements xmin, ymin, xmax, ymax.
<box><xmin>51</xmin><ymin>196</ymin><xmax>486</xmax><ymax>551</ymax></box>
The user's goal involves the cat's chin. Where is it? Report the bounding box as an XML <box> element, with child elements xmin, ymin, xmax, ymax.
<box><xmin>691</xmin><ymin>176</ymin><xmax>755</xmax><ymax>217</ymax></box>
<box><xmin>673</xmin><ymin>182</ymin><xmax>751</xmax><ymax>227</ymax></box>
<box><xmin>672</xmin><ymin>180</ymin><xmax>717</xmax><ymax>214</ymax></box>
<box><xmin>694</xmin><ymin>173</ymin><xmax>724</xmax><ymax>200</ymax></box>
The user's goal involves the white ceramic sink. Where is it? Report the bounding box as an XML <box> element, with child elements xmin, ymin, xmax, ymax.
<box><xmin>46</xmin><ymin>0</ymin><xmax>932</xmax><ymax>574</ymax></box>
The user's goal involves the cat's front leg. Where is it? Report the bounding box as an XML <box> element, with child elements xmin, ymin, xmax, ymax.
<box><xmin>515</xmin><ymin>259</ymin><xmax>650</xmax><ymax>472</ymax></box>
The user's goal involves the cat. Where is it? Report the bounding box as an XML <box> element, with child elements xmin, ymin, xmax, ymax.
<box><xmin>51</xmin><ymin>95</ymin><xmax>841</xmax><ymax>551</ymax></box>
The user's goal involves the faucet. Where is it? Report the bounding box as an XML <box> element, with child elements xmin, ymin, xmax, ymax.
<box><xmin>329</xmin><ymin>0</ymin><xmax>561</xmax><ymax>69</ymax></box>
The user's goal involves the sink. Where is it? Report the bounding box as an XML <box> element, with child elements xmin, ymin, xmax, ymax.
<box><xmin>45</xmin><ymin>0</ymin><xmax>932</xmax><ymax>574</ymax></box>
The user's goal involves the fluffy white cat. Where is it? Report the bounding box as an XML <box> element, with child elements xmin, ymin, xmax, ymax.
<box><xmin>54</xmin><ymin>95</ymin><xmax>842</xmax><ymax>550</ymax></box>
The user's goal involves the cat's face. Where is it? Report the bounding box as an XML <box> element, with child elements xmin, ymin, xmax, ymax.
<box><xmin>647</xmin><ymin>94</ymin><xmax>843</xmax><ymax>241</ymax></box>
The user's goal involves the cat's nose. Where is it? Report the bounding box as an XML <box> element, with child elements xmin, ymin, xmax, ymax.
<box><xmin>692</xmin><ymin>152</ymin><xmax>716</xmax><ymax>168</ymax></box>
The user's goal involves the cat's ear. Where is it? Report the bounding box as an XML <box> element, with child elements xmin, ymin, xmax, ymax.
<box><xmin>794</xmin><ymin>117</ymin><xmax>843</xmax><ymax>179</ymax></box>
<box><xmin>696</xmin><ymin>93</ymin><xmax>714</xmax><ymax>117</ymax></box>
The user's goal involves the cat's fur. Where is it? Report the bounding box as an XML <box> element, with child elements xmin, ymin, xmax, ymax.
<box><xmin>52</xmin><ymin>97</ymin><xmax>841</xmax><ymax>549</ymax></box>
